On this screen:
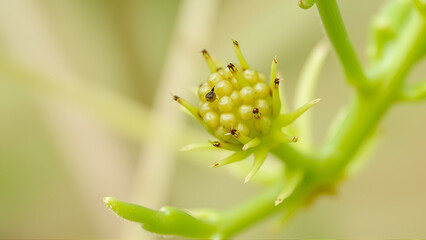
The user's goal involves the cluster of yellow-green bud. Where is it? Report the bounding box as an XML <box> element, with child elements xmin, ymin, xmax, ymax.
<box><xmin>174</xmin><ymin>40</ymin><xmax>319</xmax><ymax>184</ymax></box>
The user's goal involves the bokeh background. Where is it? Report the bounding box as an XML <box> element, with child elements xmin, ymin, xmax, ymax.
<box><xmin>1</xmin><ymin>0</ymin><xmax>426</xmax><ymax>239</ymax></box>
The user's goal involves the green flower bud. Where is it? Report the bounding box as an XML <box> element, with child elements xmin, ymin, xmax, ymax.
<box><xmin>174</xmin><ymin>40</ymin><xmax>320</xmax><ymax>183</ymax></box>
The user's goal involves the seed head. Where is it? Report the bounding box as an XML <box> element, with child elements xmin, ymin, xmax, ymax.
<box><xmin>173</xmin><ymin>40</ymin><xmax>320</xmax><ymax>186</ymax></box>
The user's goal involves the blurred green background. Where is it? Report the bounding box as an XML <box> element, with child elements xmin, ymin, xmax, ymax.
<box><xmin>1</xmin><ymin>0</ymin><xmax>425</xmax><ymax>239</ymax></box>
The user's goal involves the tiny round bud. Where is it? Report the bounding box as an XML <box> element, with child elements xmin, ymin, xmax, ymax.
<box><xmin>218</xmin><ymin>96</ymin><xmax>234</xmax><ymax>113</ymax></box>
<box><xmin>198</xmin><ymin>83</ymin><xmax>210</xmax><ymax>102</ymax></box>
<box><xmin>243</xmin><ymin>69</ymin><xmax>258</xmax><ymax>85</ymax></box>
<box><xmin>231</xmin><ymin>77</ymin><xmax>239</xmax><ymax>90</ymax></box>
<box><xmin>253</xmin><ymin>82</ymin><xmax>269</xmax><ymax>99</ymax></box>
<box><xmin>255</xmin><ymin>99</ymin><xmax>270</xmax><ymax>115</ymax></box>
<box><xmin>207</xmin><ymin>72</ymin><xmax>222</xmax><ymax>87</ymax></box>
<box><xmin>230</xmin><ymin>90</ymin><xmax>240</xmax><ymax>106</ymax></box>
<box><xmin>215</xmin><ymin>80</ymin><xmax>233</xmax><ymax>96</ymax></box>
<box><xmin>204</xmin><ymin>111</ymin><xmax>219</xmax><ymax>129</ymax></box>
<box><xmin>215</xmin><ymin>126</ymin><xmax>231</xmax><ymax>142</ymax></box>
<box><xmin>239</xmin><ymin>104</ymin><xmax>254</xmax><ymax>121</ymax></box>
<box><xmin>239</xmin><ymin>86</ymin><xmax>255</xmax><ymax>104</ymax></box>
<box><xmin>220</xmin><ymin>113</ymin><xmax>237</xmax><ymax>129</ymax></box>
<box><xmin>236</xmin><ymin>123</ymin><xmax>250</xmax><ymax>137</ymax></box>
<box><xmin>208</xmin><ymin>100</ymin><xmax>218</xmax><ymax>110</ymax></box>
<box><xmin>198</xmin><ymin>102</ymin><xmax>211</xmax><ymax>117</ymax></box>
<box><xmin>221</xmin><ymin>67</ymin><xmax>233</xmax><ymax>79</ymax></box>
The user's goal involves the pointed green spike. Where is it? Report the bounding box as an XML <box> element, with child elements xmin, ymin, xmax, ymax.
<box><xmin>202</xmin><ymin>49</ymin><xmax>218</xmax><ymax>73</ymax></box>
<box><xmin>230</xmin><ymin>128</ymin><xmax>252</xmax><ymax>144</ymax></box>
<box><xmin>279</xmin><ymin>98</ymin><xmax>321</xmax><ymax>127</ymax></box>
<box><xmin>272</xmin><ymin>78</ymin><xmax>282</xmax><ymax>118</ymax></box>
<box><xmin>228</xmin><ymin>63</ymin><xmax>251</xmax><ymax>87</ymax></box>
<box><xmin>275</xmin><ymin>133</ymin><xmax>298</xmax><ymax>143</ymax></box>
<box><xmin>210</xmin><ymin>151</ymin><xmax>250</xmax><ymax>168</ymax></box>
<box><xmin>242</xmin><ymin>137</ymin><xmax>261</xmax><ymax>151</ymax></box>
<box><xmin>269</xmin><ymin>57</ymin><xmax>277</xmax><ymax>87</ymax></box>
<box><xmin>173</xmin><ymin>95</ymin><xmax>203</xmax><ymax>124</ymax></box>
<box><xmin>232</xmin><ymin>39</ymin><xmax>250</xmax><ymax>70</ymax></box>
<box><xmin>275</xmin><ymin>171</ymin><xmax>304</xmax><ymax>206</ymax></box>
<box><xmin>209</xmin><ymin>140</ymin><xmax>242</xmax><ymax>151</ymax></box>
<box><xmin>244</xmin><ymin>150</ymin><xmax>268</xmax><ymax>183</ymax></box>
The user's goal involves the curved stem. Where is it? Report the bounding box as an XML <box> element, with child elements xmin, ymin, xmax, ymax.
<box><xmin>219</xmin><ymin>7</ymin><xmax>426</xmax><ymax>238</ymax></box>
<box><xmin>316</xmin><ymin>0</ymin><xmax>369</xmax><ymax>91</ymax></box>
<box><xmin>320</xmin><ymin>11</ymin><xmax>426</xmax><ymax>177</ymax></box>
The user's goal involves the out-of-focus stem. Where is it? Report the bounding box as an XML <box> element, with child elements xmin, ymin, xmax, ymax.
<box><xmin>292</xmin><ymin>41</ymin><xmax>328</xmax><ymax>149</ymax></box>
<box><xmin>320</xmin><ymin>10</ymin><xmax>426</xmax><ymax>178</ymax></box>
<box><xmin>122</xmin><ymin>0</ymin><xmax>220</xmax><ymax>239</ymax></box>
<box><xmin>316</xmin><ymin>0</ymin><xmax>370</xmax><ymax>92</ymax></box>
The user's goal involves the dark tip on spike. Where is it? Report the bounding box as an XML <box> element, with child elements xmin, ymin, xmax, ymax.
<box><xmin>212</xmin><ymin>141</ymin><xmax>221</xmax><ymax>148</ymax></box>
<box><xmin>273</xmin><ymin>57</ymin><xmax>277</xmax><ymax>63</ymax></box>
<box><xmin>173</xmin><ymin>95</ymin><xmax>180</xmax><ymax>101</ymax></box>
<box><xmin>274</xmin><ymin>78</ymin><xmax>280</xmax><ymax>87</ymax></box>
<box><xmin>216</xmin><ymin>67</ymin><xmax>223</xmax><ymax>72</ymax></box>
<box><xmin>227</xmin><ymin>63</ymin><xmax>236</xmax><ymax>72</ymax></box>
<box><xmin>213</xmin><ymin>162</ymin><xmax>219</xmax><ymax>167</ymax></box>
<box><xmin>201</xmin><ymin>49</ymin><xmax>208</xmax><ymax>55</ymax></box>
<box><xmin>230</xmin><ymin>128</ymin><xmax>239</xmax><ymax>137</ymax></box>
<box><xmin>232</xmin><ymin>39</ymin><xmax>239</xmax><ymax>46</ymax></box>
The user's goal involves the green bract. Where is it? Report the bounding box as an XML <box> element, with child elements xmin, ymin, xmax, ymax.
<box><xmin>175</xmin><ymin>40</ymin><xmax>319</xmax><ymax>183</ymax></box>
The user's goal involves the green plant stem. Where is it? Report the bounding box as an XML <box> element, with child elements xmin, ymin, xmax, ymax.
<box><xmin>316</xmin><ymin>0</ymin><xmax>369</xmax><ymax>91</ymax></box>
<box><xmin>217</xmin><ymin>7</ymin><xmax>426</xmax><ymax>239</ymax></box>
<box><xmin>218</xmin><ymin>181</ymin><xmax>312</xmax><ymax>239</ymax></box>
<box><xmin>321</xmin><ymin>11</ymin><xmax>426</xmax><ymax>177</ymax></box>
